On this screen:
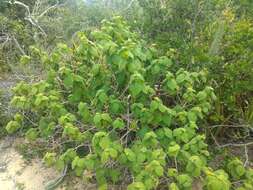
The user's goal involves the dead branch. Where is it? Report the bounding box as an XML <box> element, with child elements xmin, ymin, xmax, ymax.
<box><xmin>6</xmin><ymin>0</ymin><xmax>62</xmax><ymax>37</ymax></box>
<box><xmin>219</xmin><ymin>141</ymin><xmax>253</xmax><ymax>148</ymax></box>
<box><xmin>37</xmin><ymin>0</ymin><xmax>59</xmax><ymax>19</ymax></box>
<box><xmin>244</xmin><ymin>145</ymin><xmax>249</xmax><ymax>167</ymax></box>
<box><xmin>11</xmin><ymin>35</ymin><xmax>26</xmax><ymax>55</ymax></box>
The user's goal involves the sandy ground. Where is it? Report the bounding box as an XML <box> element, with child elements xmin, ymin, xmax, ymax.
<box><xmin>0</xmin><ymin>137</ymin><xmax>64</xmax><ymax>190</ymax></box>
<box><xmin>0</xmin><ymin>137</ymin><xmax>103</xmax><ymax>190</ymax></box>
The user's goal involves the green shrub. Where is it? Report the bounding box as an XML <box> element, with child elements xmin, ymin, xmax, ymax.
<box><xmin>6</xmin><ymin>17</ymin><xmax>252</xmax><ymax>189</ymax></box>
<box><xmin>207</xmin><ymin>18</ymin><xmax>253</xmax><ymax>128</ymax></box>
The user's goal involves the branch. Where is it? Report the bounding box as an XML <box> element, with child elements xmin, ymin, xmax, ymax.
<box><xmin>209</xmin><ymin>126</ymin><xmax>253</xmax><ymax>149</ymax></box>
<box><xmin>25</xmin><ymin>17</ymin><xmax>47</xmax><ymax>36</ymax></box>
<box><xmin>8</xmin><ymin>0</ymin><xmax>31</xmax><ymax>15</ymax></box>
<box><xmin>220</xmin><ymin>141</ymin><xmax>253</xmax><ymax>148</ymax></box>
<box><xmin>208</xmin><ymin>124</ymin><xmax>251</xmax><ymax>129</ymax></box>
<box><xmin>7</xmin><ymin>0</ymin><xmax>47</xmax><ymax>36</ymax></box>
<box><xmin>11</xmin><ymin>35</ymin><xmax>26</xmax><ymax>55</ymax></box>
<box><xmin>122</xmin><ymin>0</ymin><xmax>135</xmax><ymax>12</ymax></box>
<box><xmin>37</xmin><ymin>0</ymin><xmax>59</xmax><ymax>19</ymax></box>
<box><xmin>244</xmin><ymin>145</ymin><xmax>249</xmax><ymax>167</ymax></box>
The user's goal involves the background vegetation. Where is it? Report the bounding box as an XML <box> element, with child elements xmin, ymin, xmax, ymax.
<box><xmin>1</xmin><ymin>0</ymin><xmax>253</xmax><ymax>189</ymax></box>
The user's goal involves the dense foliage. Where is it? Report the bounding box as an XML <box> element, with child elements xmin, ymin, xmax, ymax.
<box><xmin>1</xmin><ymin>0</ymin><xmax>253</xmax><ymax>189</ymax></box>
<box><xmin>133</xmin><ymin>0</ymin><xmax>253</xmax><ymax>134</ymax></box>
<box><xmin>5</xmin><ymin>17</ymin><xmax>253</xmax><ymax>190</ymax></box>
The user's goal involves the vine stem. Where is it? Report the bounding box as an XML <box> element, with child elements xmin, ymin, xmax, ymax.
<box><xmin>174</xmin><ymin>157</ymin><xmax>178</xmax><ymax>171</ymax></box>
<box><xmin>45</xmin><ymin>165</ymin><xmax>68</xmax><ymax>190</ymax></box>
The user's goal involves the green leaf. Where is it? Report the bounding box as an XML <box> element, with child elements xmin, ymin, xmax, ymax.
<box><xmin>108</xmin><ymin>148</ymin><xmax>118</xmax><ymax>158</ymax></box>
<box><xmin>97</xmin><ymin>90</ymin><xmax>108</xmax><ymax>104</ymax></box>
<box><xmin>129</xmin><ymin>82</ymin><xmax>144</xmax><ymax>97</ymax></box>
<box><xmin>56</xmin><ymin>158</ymin><xmax>65</xmax><ymax>171</ymax></box>
<box><xmin>94</xmin><ymin>113</ymin><xmax>102</xmax><ymax>126</ymax></box>
<box><xmin>168</xmin><ymin>143</ymin><xmax>180</xmax><ymax>157</ymax></box>
<box><xmin>127</xmin><ymin>182</ymin><xmax>146</xmax><ymax>190</ymax></box>
<box><xmin>109</xmin><ymin>99</ymin><xmax>124</xmax><ymax>114</ymax></box>
<box><xmin>197</xmin><ymin>91</ymin><xmax>207</xmax><ymax>101</ymax></box>
<box><xmin>63</xmin><ymin>73</ymin><xmax>73</xmax><ymax>88</ymax></box>
<box><xmin>235</xmin><ymin>165</ymin><xmax>245</xmax><ymax>177</ymax></box>
<box><xmin>43</xmin><ymin>152</ymin><xmax>56</xmax><ymax>167</ymax></box>
<box><xmin>167</xmin><ymin>168</ymin><xmax>178</xmax><ymax>177</ymax></box>
<box><xmin>101</xmin><ymin>113</ymin><xmax>112</xmax><ymax>123</ymax></box>
<box><xmin>113</xmin><ymin>118</ymin><xmax>125</xmax><ymax>129</ymax></box>
<box><xmin>6</xmin><ymin>121</ymin><xmax>21</xmax><ymax>134</ymax></box>
<box><xmin>109</xmin><ymin>169</ymin><xmax>120</xmax><ymax>183</ymax></box>
<box><xmin>187</xmin><ymin>111</ymin><xmax>197</xmax><ymax>122</ymax></box>
<box><xmin>150</xmin><ymin>99</ymin><xmax>159</xmax><ymax>111</ymax></box>
<box><xmin>124</xmin><ymin>148</ymin><xmax>136</xmax><ymax>162</ymax></box>
<box><xmin>78</xmin><ymin>102</ymin><xmax>91</xmax><ymax>122</ymax></box>
<box><xmin>61</xmin><ymin>148</ymin><xmax>77</xmax><ymax>163</ymax></box>
<box><xmin>169</xmin><ymin>183</ymin><xmax>179</xmax><ymax>190</ymax></box>
<box><xmin>205</xmin><ymin>170</ymin><xmax>231</xmax><ymax>190</ymax></box>
<box><xmin>155</xmin><ymin>165</ymin><xmax>164</xmax><ymax>176</ymax></box>
<box><xmin>20</xmin><ymin>55</ymin><xmax>31</xmax><ymax>65</ymax></box>
<box><xmin>25</xmin><ymin>128</ymin><xmax>38</xmax><ymax>141</ymax></box>
<box><xmin>99</xmin><ymin>137</ymin><xmax>111</xmax><ymax>149</ymax></box>
<box><xmin>71</xmin><ymin>156</ymin><xmax>86</xmax><ymax>176</ymax></box>
<box><xmin>186</xmin><ymin>156</ymin><xmax>204</xmax><ymax>177</ymax></box>
<box><xmin>177</xmin><ymin>174</ymin><xmax>192</xmax><ymax>189</ymax></box>
<box><xmin>93</xmin><ymin>113</ymin><xmax>112</xmax><ymax>128</ymax></box>
<box><xmin>101</xmin><ymin>151</ymin><xmax>109</xmax><ymax>163</ymax></box>
<box><xmin>163</xmin><ymin>128</ymin><xmax>173</xmax><ymax>139</ymax></box>
<box><xmin>176</xmin><ymin>73</ymin><xmax>186</xmax><ymax>84</ymax></box>
<box><xmin>227</xmin><ymin>158</ymin><xmax>245</xmax><ymax>179</ymax></box>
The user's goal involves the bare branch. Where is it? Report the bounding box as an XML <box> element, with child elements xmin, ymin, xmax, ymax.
<box><xmin>244</xmin><ymin>145</ymin><xmax>249</xmax><ymax>167</ymax></box>
<box><xmin>220</xmin><ymin>141</ymin><xmax>253</xmax><ymax>148</ymax></box>
<box><xmin>208</xmin><ymin>124</ymin><xmax>251</xmax><ymax>129</ymax></box>
<box><xmin>7</xmin><ymin>0</ymin><xmax>47</xmax><ymax>36</ymax></box>
<box><xmin>122</xmin><ymin>0</ymin><xmax>135</xmax><ymax>12</ymax></box>
<box><xmin>37</xmin><ymin>0</ymin><xmax>59</xmax><ymax>19</ymax></box>
<box><xmin>11</xmin><ymin>35</ymin><xmax>26</xmax><ymax>55</ymax></box>
<box><xmin>8</xmin><ymin>0</ymin><xmax>31</xmax><ymax>15</ymax></box>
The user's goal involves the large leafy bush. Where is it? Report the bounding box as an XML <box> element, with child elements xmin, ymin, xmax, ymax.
<box><xmin>6</xmin><ymin>17</ymin><xmax>252</xmax><ymax>189</ymax></box>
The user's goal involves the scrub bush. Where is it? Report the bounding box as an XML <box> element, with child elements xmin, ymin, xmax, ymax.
<box><xmin>6</xmin><ymin>17</ymin><xmax>253</xmax><ymax>190</ymax></box>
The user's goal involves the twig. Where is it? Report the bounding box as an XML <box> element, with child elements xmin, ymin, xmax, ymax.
<box><xmin>74</xmin><ymin>143</ymin><xmax>89</xmax><ymax>151</ymax></box>
<box><xmin>174</xmin><ymin>157</ymin><xmax>178</xmax><ymax>171</ymax></box>
<box><xmin>209</xmin><ymin>127</ymin><xmax>221</xmax><ymax>147</ymax></box>
<box><xmin>126</xmin><ymin>95</ymin><xmax>131</xmax><ymax>128</ymax></box>
<box><xmin>244</xmin><ymin>145</ymin><xmax>249</xmax><ymax>167</ymax></box>
<box><xmin>120</xmin><ymin>130</ymin><xmax>131</xmax><ymax>143</ymax></box>
<box><xmin>208</xmin><ymin>124</ymin><xmax>251</xmax><ymax>129</ymax></box>
<box><xmin>37</xmin><ymin>0</ymin><xmax>69</xmax><ymax>20</ymax></box>
<box><xmin>121</xmin><ymin>0</ymin><xmax>135</xmax><ymax>12</ymax></box>
<box><xmin>119</xmin><ymin>84</ymin><xmax>129</xmax><ymax>99</ymax></box>
<box><xmin>37</xmin><ymin>0</ymin><xmax>59</xmax><ymax>19</ymax></box>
